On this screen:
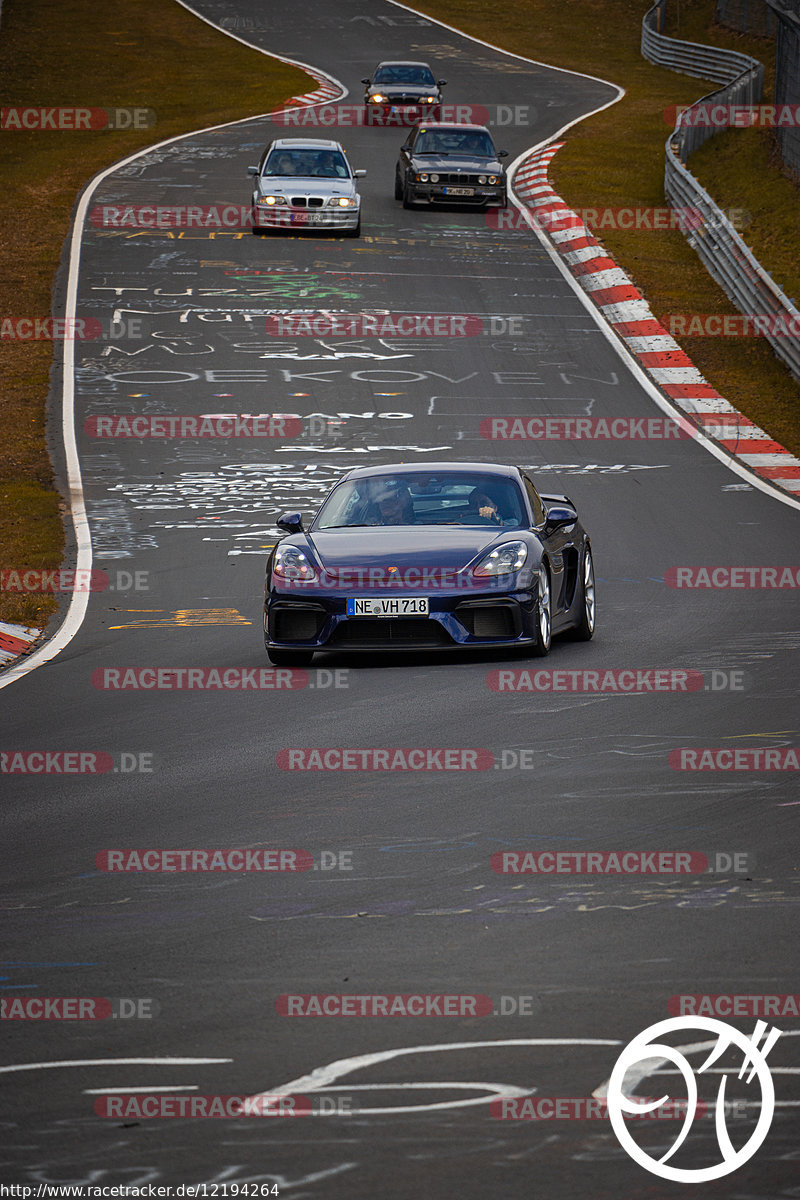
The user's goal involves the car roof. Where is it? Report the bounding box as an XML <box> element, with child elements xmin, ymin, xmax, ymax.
<box><xmin>267</xmin><ymin>138</ymin><xmax>346</xmax><ymax>151</ymax></box>
<box><xmin>413</xmin><ymin>122</ymin><xmax>492</xmax><ymax>134</ymax></box>
<box><xmin>340</xmin><ymin>462</ymin><xmax>520</xmax><ymax>482</ymax></box>
<box><xmin>374</xmin><ymin>60</ymin><xmax>433</xmax><ymax>68</ymax></box>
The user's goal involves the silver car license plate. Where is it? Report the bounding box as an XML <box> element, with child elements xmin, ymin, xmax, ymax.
<box><xmin>346</xmin><ymin>597</ymin><xmax>429</xmax><ymax>617</ymax></box>
<box><xmin>444</xmin><ymin>186</ymin><xmax>474</xmax><ymax>196</ymax></box>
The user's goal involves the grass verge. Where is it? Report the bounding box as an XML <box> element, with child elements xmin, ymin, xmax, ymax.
<box><xmin>0</xmin><ymin>0</ymin><xmax>311</xmax><ymax>628</ymax></box>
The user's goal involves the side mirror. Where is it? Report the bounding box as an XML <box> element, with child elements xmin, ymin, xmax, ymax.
<box><xmin>437</xmin><ymin>79</ymin><xmax>447</xmax><ymax>86</ymax></box>
<box><xmin>277</xmin><ymin>512</ymin><xmax>304</xmax><ymax>534</ymax></box>
<box><xmin>247</xmin><ymin>165</ymin><xmax>259</xmax><ymax>176</ymax></box>
<box><xmin>543</xmin><ymin>504</ymin><xmax>577</xmax><ymax>532</ymax></box>
<box><xmin>498</xmin><ymin>150</ymin><xmax>509</xmax><ymax>159</ymax></box>
<box><xmin>361</xmin><ymin>78</ymin><xmax>371</xmax><ymax>86</ymax></box>
<box><xmin>354</xmin><ymin>168</ymin><xmax>367</xmax><ymax>178</ymax></box>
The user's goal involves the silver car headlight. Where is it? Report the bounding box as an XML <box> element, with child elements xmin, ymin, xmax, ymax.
<box><xmin>370</xmin><ymin>93</ymin><xmax>386</xmax><ymax>103</ymax></box>
<box><xmin>473</xmin><ymin>542</ymin><xmax>528</xmax><ymax>577</ymax></box>
<box><xmin>429</xmin><ymin>173</ymin><xmax>439</xmax><ymax>182</ymax></box>
<box><xmin>418</xmin><ymin>173</ymin><xmax>429</xmax><ymax>182</ymax></box>
<box><xmin>478</xmin><ymin>175</ymin><xmax>487</xmax><ymax>184</ymax></box>
<box><xmin>258</xmin><ymin>195</ymin><xmax>287</xmax><ymax>206</ymax></box>
<box><xmin>327</xmin><ymin>196</ymin><xmax>356</xmax><ymax>207</ymax></box>
<box><xmin>273</xmin><ymin>544</ymin><xmax>318</xmax><ymax>583</ymax></box>
<box><xmin>424</xmin><ymin>95</ymin><xmax>437</xmax><ymax>103</ymax></box>
<box><xmin>488</xmin><ymin>175</ymin><xmax>499</xmax><ymax>185</ymax></box>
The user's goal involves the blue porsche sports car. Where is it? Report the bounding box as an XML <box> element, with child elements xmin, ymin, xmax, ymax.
<box><xmin>263</xmin><ymin>462</ymin><xmax>595</xmax><ymax>665</ymax></box>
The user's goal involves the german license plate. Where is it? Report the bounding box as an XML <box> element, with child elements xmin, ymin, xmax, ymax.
<box><xmin>347</xmin><ymin>597</ymin><xmax>429</xmax><ymax>617</ymax></box>
<box><xmin>444</xmin><ymin>186</ymin><xmax>474</xmax><ymax>196</ymax></box>
<box><xmin>290</xmin><ymin>211</ymin><xmax>309</xmax><ymax>223</ymax></box>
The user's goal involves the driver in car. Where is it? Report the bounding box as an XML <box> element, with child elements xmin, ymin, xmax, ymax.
<box><xmin>374</xmin><ymin>481</ymin><xmax>416</xmax><ymax>525</ymax></box>
<box><xmin>467</xmin><ymin>488</ymin><xmax>501</xmax><ymax>522</ymax></box>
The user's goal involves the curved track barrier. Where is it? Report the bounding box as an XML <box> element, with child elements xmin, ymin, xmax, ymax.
<box><xmin>642</xmin><ymin>0</ymin><xmax>800</xmax><ymax>383</ymax></box>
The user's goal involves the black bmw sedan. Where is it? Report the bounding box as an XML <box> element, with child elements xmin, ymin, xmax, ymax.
<box><xmin>394</xmin><ymin>122</ymin><xmax>508</xmax><ymax>209</ymax></box>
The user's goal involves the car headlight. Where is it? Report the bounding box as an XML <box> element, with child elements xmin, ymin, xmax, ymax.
<box><xmin>259</xmin><ymin>195</ymin><xmax>286</xmax><ymax>206</ymax></box>
<box><xmin>418</xmin><ymin>172</ymin><xmax>429</xmax><ymax>182</ymax></box>
<box><xmin>473</xmin><ymin>541</ymin><xmax>528</xmax><ymax>577</ymax></box>
<box><xmin>273</xmin><ymin>544</ymin><xmax>318</xmax><ymax>582</ymax></box>
<box><xmin>430</xmin><ymin>173</ymin><xmax>439</xmax><ymax>182</ymax></box>
<box><xmin>424</xmin><ymin>95</ymin><xmax>437</xmax><ymax>103</ymax></box>
<box><xmin>327</xmin><ymin>196</ymin><xmax>356</xmax><ymax>207</ymax></box>
<box><xmin>488</xmin><ymin>175</ymin><xmax>499</xmax><ymax>185</ymax></box>
<box><xmin>478</xmin><ymin>175</ymin><xmax>487</xmax><ymax>184</ymax></box>
<box><xmin>370</xmin><ymin>93</ymin><xmax>385</xmax><ymax>103</ymax></box>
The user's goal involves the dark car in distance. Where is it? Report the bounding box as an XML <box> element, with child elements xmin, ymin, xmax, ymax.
<box><xmin>395</xmin><ymin>122</ymin><xmax>508</xmax><ymax>209</ymax></box>
<box><xmin>362</xmin><ymin>60</ymin><xmax>446</xmax><ymax>115</ymax></box>
<box><xmin>264</xmin><ymin>463</ymin><xmax>595</xmax><ymax>665</ymax></box>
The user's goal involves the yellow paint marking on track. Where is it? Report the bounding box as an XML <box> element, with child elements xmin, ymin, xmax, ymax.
<box><xmin>109</xmin><ymin>608</ymin><xmax>251</xmax><ymax>629</ymax></box>
<box><xmin>719</xmin><ymin>731</ymin><xmax>797</xmax><ymax>739</ymax></box>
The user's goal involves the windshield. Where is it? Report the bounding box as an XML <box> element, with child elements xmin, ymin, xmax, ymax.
<box><xmin>414</xmin><ymin>129</ymin><xmax>496</xmax><ymax>157</ymax></box>
<box><xmin>374</xmin><ymin>65</ymin><xmax>436</xmax><ymax>86</ymax></box>
<box><xmin>263</xmin><ymin>149</ymin><xmax>349</xmax><ymax>178</ymax></box>
<box><xmin>313</xmin><ymin>472</ymin><xmax>526</xmax><ymax>529</ymax></box>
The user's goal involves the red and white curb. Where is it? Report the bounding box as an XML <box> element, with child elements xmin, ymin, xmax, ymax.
<box><xmin>512</xmin><ymin>144</ymin><xmax>800</xmax><ymax>498</ymax></box>
<box><xmin>273</xmin><ymin>79</ymin><xmax>343</xmax><ymax>112</ymax></box>
<box><xmin>0</xmin><ymin>622</ymin><xmax>41</xmax><ymax>667</ymax></box>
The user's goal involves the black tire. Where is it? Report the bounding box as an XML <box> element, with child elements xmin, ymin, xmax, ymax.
<box><xmin>567</xmin><ymin>544</ymin><xmax>596</xmax><ymax>641</ymax></box>
<box><xmin>345</xmin><ymin>218</ymin><xmax>361</xmax><ymax>238</ymax></box>
<box><xmin>394</xmin><ymin>170</ymin><xmax>403</xmax><ymax>200</ymax></box>
<box><xmin>402</xmin><ymin>182</ymin><xmax>414</xmax><ymax>210</ymax></box>
<box><xmin>528</xmin><ymin>564</ymin><xmax>552</xmax><ymax>657</ymax></box>
<box><xmin>267</xmin><ymin>647</ymin><xmax>314</xmax><ymax>667</ymax></box>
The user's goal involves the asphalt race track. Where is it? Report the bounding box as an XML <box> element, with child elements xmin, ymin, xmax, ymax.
<box><xmin>1</xmin><ymin>1</ymin><xmax>799</xmax><ymax>1195</ymax></box>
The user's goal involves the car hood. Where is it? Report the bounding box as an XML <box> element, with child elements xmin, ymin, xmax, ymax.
<box><xmin>304</xmin><ymin>526</ymin><xmax>512</xmax><ymax>577</ymax></box>
<box><xmin>410</xmin><ymin>154</ymin><xmax>503</xmax><ymax>173</ymax></box>
<box><xmin>255</xmin><ymin>177</ymin><xmax>356</xmax><ymax>198</ymax></box>
<box><xmin>370</xmin><ymin>85</ymin><xmax>437</xmax><ymax>98</ymax></box>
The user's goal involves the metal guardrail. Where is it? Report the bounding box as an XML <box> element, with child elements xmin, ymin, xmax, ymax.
<box><xmin>642</xmin><ymin>0</ymin><xmax>800</xmax><ymax>382</ymax></box>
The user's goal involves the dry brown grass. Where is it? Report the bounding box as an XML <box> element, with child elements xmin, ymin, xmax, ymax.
<box><xmin>0</xmin><ymin>0</ymin><xmax>310</xmax><ymax>627</ymax></box>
